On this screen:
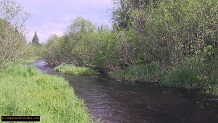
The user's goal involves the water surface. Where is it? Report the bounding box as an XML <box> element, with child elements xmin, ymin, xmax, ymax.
<box><xmin>32</xmin><ymin>59</ymin><xmax>218</xmax><ymax>123</ymax></box>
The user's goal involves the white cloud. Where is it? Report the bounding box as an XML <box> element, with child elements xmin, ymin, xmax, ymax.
<box><xmin>16</xmin><ymin>0</ymin><xmax>113</xmax><ymax>43</ymax></box>
<box><xmin>26</xmin><ymin>21</ymin><xmax>65</xmax><ymax>43</ymax></box>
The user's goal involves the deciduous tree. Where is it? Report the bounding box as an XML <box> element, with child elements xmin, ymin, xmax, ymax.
<box><xmin>0</xmin><ymin>0</ymin><xmax>30</xmax><ymax>67</ymax></box>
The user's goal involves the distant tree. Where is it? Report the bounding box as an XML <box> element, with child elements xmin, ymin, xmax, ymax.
<box><xmin>32</xmin><ymin>31</ymin><xmax>39</xmax><ymax>45</ymax></box>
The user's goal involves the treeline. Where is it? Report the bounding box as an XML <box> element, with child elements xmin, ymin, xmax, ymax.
<box><xmin>43</xmin><ymin>17</ymin><xmax>118</xmax><ymax>69</ymax></box>
<box><xmin>43</xmin><ymin>0</ymin><xmax>218</xmax><ymax>94</ymax></box>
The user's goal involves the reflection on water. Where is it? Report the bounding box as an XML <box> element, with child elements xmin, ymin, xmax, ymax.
<box><xmin>32</xmin><ymin>59</ymin><xmax>218</xmax><ymax>123</ymax></box>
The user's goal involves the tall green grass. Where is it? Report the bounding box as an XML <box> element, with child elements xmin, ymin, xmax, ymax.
<box><xmin>55</xmin><ymin>64</ymin><xmax>98</xmax><ymax>76</ymax></box>
<box><xmin>162</xmin><ymin>66</ymin><xmax>200</xmax><ymax>89</ymax></box>
<box><xmin>162</xmin><ymin>62</ymin><xmax>218</xmax><ymax>95</ymax></box>
<box><xmin>108</xmin><ymin>62</ymin><xmax>218</xmax><ymax>95</ymax></box>
<box><xmin>15</xmin><ymin>57</ymin><xmax>38</xmax><ymax>64</ymax></box>
<box><xmin>0</xmin><ymin>64</ymin><xmax>93</xmax><ymax>123</ymax></box>
<box><xmin>109</xmin><ymin>63</ymin><xmax>161</xmax><ymax>82</ymax></box>
<box><xmin>200</xmin><ymin>66</ymin><xmax>218</xmax><ymax>95</ymax></box>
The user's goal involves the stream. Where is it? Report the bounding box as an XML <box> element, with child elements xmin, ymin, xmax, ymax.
<box><xmin>31</xmin><ymin>59</ymin><xmax>218</xmax><ymax>123</ymax></box>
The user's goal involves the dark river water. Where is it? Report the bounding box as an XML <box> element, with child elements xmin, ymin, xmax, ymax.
<box><xmin>31</xmin><ymin>59</ymin><xmax>218</xmax><ymax>123</ymax></box>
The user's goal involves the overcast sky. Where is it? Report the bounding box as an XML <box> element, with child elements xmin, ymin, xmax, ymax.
<box><xmin>16</xmin><ymin>0</ymin><xmax>113</xmax><ymax>43</ymax></box>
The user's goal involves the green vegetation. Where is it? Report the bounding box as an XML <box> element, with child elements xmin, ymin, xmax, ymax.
<box><xmin>16</xmin><ymin>58</ymin><xmax>37</xmax><ymax>64</ymax></box>
<box><xmin>162</xmin><ymin>63</ymin><xmax>218</xmax><ymax>95</ymax></box>
<box><xmin>109</xmin><ymin>63</ymin><xmax>161</xmax><ymax>82</ymax></box>
<box><xmin>0</xmin><ymin>1</ymin><xmax>93</xmax><ymax>122</ymax></box>
<box><xmin>0</xmin><ymin>0</ymin><xmax>30</xmax><ymax>68</ymax></box>
<box><xmin>43</xmin><ymin>17</ymin><xmax>117</xmax><ymax>68</ymax></box>
<box><xmin>163</xmin><ymin>66</ymin><xmax>200</xmax><ymax>89</ymax></box>
<box><xmin>28</xmin><ymin>31</ymin><xmax>46</xmax><ymax>58</ymax></box>
<box><xmin>55</xmin><ymin>64</ymin><xmax>98</xmax><ymax>76</ymax></box>
<box><xmin>0</xmin><ymin>0</ymin><xmax>42</xmax><ymax>67</ymax></box>
<box><xmin>0</xmin><ymin>0</ymin><xmax>217</xmax><ymax>109</ymax></box>
<box><xmin>0</xmin><ymin>64</ymin><xmax>93</xmax><ymax>123</ymax></box>
<box><xmin>42</xmin><ymin>0</ymin><xmax>217</xmax><ymax>95</ymax></box>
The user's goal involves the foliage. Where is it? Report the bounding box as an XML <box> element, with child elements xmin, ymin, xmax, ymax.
<box><xmin>0</xmin><ymin>0</ymin><xmax>30</xmax><ymax>67</ymax></box>
<box><xmin>44</xmin><ymin>17</ymin><xmax>119</xmax><ymax>69</ymax></box>
<box><xmin>27</xmin><ymin>43</ymin><xmax>45</xmax><ymax>58</ymax></box>
<box><xmin>110</xmin><ymin>0</ymin><xmax>218</xmax><ymax>94</ymax></box>
<box><xmin>0</xmin><ymin>64</ymin><xmax>93</xmax><ymax>123</ymax></box>
<box><xmin>42</xmin><ymin>0</ymin><xmax>218</xmax><ymax>95</ymax></box>
<box><xmin>121</xmin><ymin>0</ymin><xmax>218</xmax><ymax>66</ymax></box>
<box><xmin>54</xmin><ymin>64</ymin><xmax>98</xmax><ymax>76</ymax></box>
<box><xmin>111</xmin><ymin>0</ymin><xmax>157</xmax><ymax>29</ymax></box>
<box><xmin>43</xmin><ymin>35</ymin><xmax>63</xmax><ymax>65</ymax></box>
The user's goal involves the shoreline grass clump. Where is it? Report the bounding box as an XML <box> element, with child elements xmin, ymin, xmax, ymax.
<box><xmin>162</xmin><ymin>66</ymin><xmax>200</xmax><ymax>89</ymax></box>
<box><xmin>0</xmin><ymin>64</ymin><xmax>93</xmax><ymax>123</ymax></box>
<box><xmin>161</xmin><ymin>59</ymin><xmax>218</xmax><ymax>95</ymax></box>
<box><xmin>109</xmin><ymin>63</ymin><xmax>161</xmax><ymax>82</ymax></box>
<box><xmin>55</xmin><ymin>64</ymin><xmax>98</xmax><ymax>76</ymax></box>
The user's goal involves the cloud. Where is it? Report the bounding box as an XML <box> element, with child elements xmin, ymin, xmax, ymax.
<box><xmin>16</xmin><ymin>0</ymin><xmax>113</xmax><ymax>43</ymax></box>
<box><xmin>26</xmin><ymin>20</ymin><xmax>65</xmax><ymax>42</ymax></box>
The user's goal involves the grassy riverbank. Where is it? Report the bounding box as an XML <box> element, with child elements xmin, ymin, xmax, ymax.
<box><xmin>0</xmin><ymin>64</ymin><xmax>93</xmax><ymax>123</ymax></box>
<box><xmin>54</xmin><ymin>62</ymin><xmax>217</xmax><ymax>96</ymax></box>
<box><xmin>55</xmin><ymin>64</ymin><xmax>98</xmax><ymax>76</ymax></box>
<box><xmin>109</xmin><ymin>63</ymin><xmax>218</xmax><ymax>96</ymax></box>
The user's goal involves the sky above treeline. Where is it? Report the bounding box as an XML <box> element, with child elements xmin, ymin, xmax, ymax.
<box><xmin>16</xmin><ymin>0</ymin><xmax>113</xmax><ymax>43</ymax></box>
